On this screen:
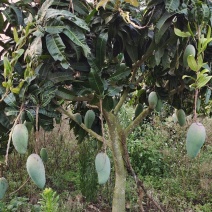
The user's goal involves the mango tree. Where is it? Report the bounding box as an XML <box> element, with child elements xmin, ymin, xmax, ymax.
<box><xmin>0</xmin><ymin>0</ymin><xmax>212</xmax><ymax>211</ymax></box>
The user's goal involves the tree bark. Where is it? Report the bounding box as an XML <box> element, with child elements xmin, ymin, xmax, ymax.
<box><xmin>104</xmin><ymin>112</ymin><xmax>126</xmax><ymax>212</ymax></box>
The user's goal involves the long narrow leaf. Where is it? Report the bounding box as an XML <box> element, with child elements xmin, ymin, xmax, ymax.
<box><xmin>63</xmin><ymin>27</ymin><xmax>90</xmax><ymax>57</ymax></box>
<box><xmin>88</xmin><ymin>69</ymin><xmax>104</xmax><ymax>96</ymax></box>
<box><xmin>96</xmin><ymin>33</ymin><xmax>108</xmax><ymax>68</ymax></box>
<box><xmin>46</xmin><ymin>34</ymin><xmax>69</xmax><ymax>68</ymax></box>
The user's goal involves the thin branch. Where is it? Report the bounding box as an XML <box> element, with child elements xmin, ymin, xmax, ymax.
<box><xmin>55</xmin><ymin>104</ymin><xmax>111</xmax><ymax>149</ymax></box>
<box><xmin>113</xmin><ymin>88</ymin><xmax>129</xmax><ymax>115</ymax></box>
<box><xmin>194</xmin><ymin>89</ymin><xmax>199</xmax><ymax>122</ymax></box>
<box><xmin>9</xmin><ymin>177</ymin><xmax>30</xmax><ymax>196</ymax></box>
<box><xmin>125</xmin><ymin>107</ymin><xmax>152</xmax><ymax>136</ymax></box>
<box><xmin>99</xmin><ymin>99</ymin><xmax>106</xmax><ymax>152</ymax></box>
<box><xmin>35</xmin><ymin>105</ymin><xmax>39</xmax><ymax>154</ymax></box>
<box><xmin>5</xmin><ymin>104</ymin><xmax>24</xmax><ymax>166</ymax></box>
<box><xmin>68</xmin><ymin>0</ymin><xmax>74</xmax><ymax>13</ymax></box>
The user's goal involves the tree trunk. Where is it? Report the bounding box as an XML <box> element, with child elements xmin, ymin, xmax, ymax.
<box><xmin>105</xmin><ymin>112</ymin><xmax>126</xmax><ymax>212</ymax></box>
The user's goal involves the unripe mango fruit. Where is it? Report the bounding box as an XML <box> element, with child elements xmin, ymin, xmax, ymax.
<box><xmin>12</xmin><ymin>124</ymin><xmax>28</xmax><ymax>154</ymax></box>
<box><xmin>183</xmin><ymin>44</ymin><xmax>196</xmax><ymax>67</ymax></box>
<box><xmin>148</xmin><ymin>92</ymin><xmax>158</xmax><ymax>109</ymax></box>
<box><xmin>0</xmin><ymin>177</ymin><xmax>8</xmax><ymax>199</ymax></box>
<box><xmin>40</xmin><ymin>148</ymin><xmax>48</xmax><ymax>163</ymax></box>
<box><xmin>95</xmin><ymin>152</ymin><xmax>111</xmax><ymax>184</ymax></box>
<box><xmin>26</xmin><ymin>154</ymin><xmax>46</xmax><ymax>189</ymax></box>
<box><xmin>84</xmin><ymin>110</ymin><xmax>95</xmax><ymax>129</ymax></box>
<box><xmin>186</xmin><ymin>122</ymin><xmax>206</xmax><ymax>158</ymax></box>
<box><xmin>176</xmin><ymin>109</ymin><xmax>186</xmax><ymax>126</ymax></box>
<box><xmin>134</xmin><ymin>103</ymin><xmax>143</xmax><ymax>118</ymax></box>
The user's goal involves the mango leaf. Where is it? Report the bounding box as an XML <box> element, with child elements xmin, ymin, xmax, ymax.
<box><xmin>63</xmin><ymin>27</ymin><xmax>90</xmax><ymax>57</ymax></box>
<box><xmin>96</xmin><ymin>0</ymin><xmax>110</xmax><ymax>10</ymax></box>
<box><xmin>45</xmin><ymin>9</ymin><xmax>90</xmax><ymax>31</ymax></box>
<box><xmin>196</xmin><ymin>74</ymin><xmax>212</xmax><ymax>89</ymax></box>
<box><xmin>3</xmin><ymin>93</ymin><xmax>17</xmax><ymax>107</ymax></box>
<box><xmin>3</xmin><ymin>57</ymin><xmax>12</xmax><ymax>78</ymax></box>
<box><xmin>46</xmin><ymin>34</ymin><xmax>69</xmax><ymax>69</ymax></box>
<box><xmin>0</xmin><ymin>13</ymin><xmax>3</xmax><ymax>33</ymax></box>
<box><xmin>96</xmin><ymin>33</ymin><xmax>108</xmax><ymax>69</ymax></box>
<box><xmin>39</xmin><ymin>108</ymin><xmax>59</xmax><ymax>118</ymax></box>
<box><xmin>155</xmin><ymin>20</ymin><xmax>171</xmax><ymax>44</ymax></box>
<box><xmin>44</xmin><ymin>19</ymin><xmax>65</xmax><ymax>34</ymax></box>
<box><xmin>10</xmin><ymin>4</ymin><xmax>24</xmax><ymax>26</ymax></box>
<box><xmin>88</xmin><ymin>69</ymin><xmax>104</xmax><ymax>96</ymax></box>
<box><xmin>156</xmin><ymin>12</ymin><xmax>174</xmax><ymax>30</ymax></box>
<box><xmin>46</xmin><ymin>71</ymin><xmax>74</xmax><ymax>83</ymax></box>
<box><xmin>37</xmin><ymin>0</ymin><xmax>54</xmax><ymax>23</ymax></box>
<box><xmin>165</xmin><ymin>0</ymin><xmax>180</xmax><ymax>12</ymax></box>
<box><xmin>11</xmin><ymin>49</ymin><xmax>24</xmax><ymax>64</ymax></box>
<box><xmin>0</xmin><ymin>111</ymin><xmax>11</xmax><ymax>130</ymax></box>
<box><xmin>55</xmin><ymin>87</ymin><xmax>75</xmax><ymax>100</ymax></box>
<box><xmin>73</xmin><ymin>0</ymin><xmax>89</xmax><ymax>15</ymax></box>
<box><xmin>40</xmin><ymin>87</ymin><xmax>57</xmax><ymax>107</ymax></box>
<box><xmin>174</xmin><ymin>28</ymin><xmax>191</xmax><ymax>37</ymax></box>
<box><xmin>187</xmin><ymin>55</ymin><xmax>199</xmax><ymax>72</ymax></box>
<box><xmin>107</xmin><ymin>86</ymin><xmax>122</xmax><ymax>96</ymax></box>
<box><xmin>125</xmin><ymin>0</ymin><xmax>139</xmax><ymax>7</ymax></box>
<box><xmin>109</xmin><ymin>64</ymin><xmax>131</xmax><ymax>83</ymax></box>
<box><xmin>205</xmin><ymin>88</ymin><xmax>211</xmax><ymax>104</ymax></box>
<box><xmin>28</xmin><ymin>37</ymin><xmax>42</xmax><ymax>58</ymax></box>
<box><xmin>13</xmin><ymin>27</ymin><xmax>19</xmax><ymax>43</ymax></box>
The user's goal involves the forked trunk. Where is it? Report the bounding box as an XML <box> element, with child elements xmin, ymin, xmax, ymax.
<box><xmin>105</xmin><ymin>112</ymin><xmax>126</xmax><ymax>212</ymax></box>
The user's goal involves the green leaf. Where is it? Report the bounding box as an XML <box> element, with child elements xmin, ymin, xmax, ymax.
<box><xmin>55</xmin><ymin>87</ymin><xmax>75</xmax><ymax>100</ymax></box>
<box><xmin>0</xmin><ymin>13</ymin><xmax>4</xmax><ymax>33</ymax></box>
<box><xmin>3</xmin><ymin>57</ymin><xmax>12</xmax><ymax>78</ymax></box>
<box><xmin>13</xmin><ymin>27</ymin><xmax>19</xmax><ymax>43</ymax></box>
<box><xmin>10</xmin><ymin>5</ymin><xmax>24</xmax><ymax>25</ymax></box>
<box><xmin>156</xmin><ymin>12</ymin><xmax>174</xmax><ymax>30</ymax></box>
<box><xmin>3</xmin><ymin>93</ymin><xmax>17</xmax><ymax>107</ymax></box>
<box><xmin>196</xmin><ymin>75</ymin><xmax>212</xmax><ymax>89</ymax></box>
<box><xmin>44</xmin><ymin>19</ymin><xmax>65</xmax><ymax>34</ymax></box>
<box><xmin>37</xmin><ymin>0</ymin><xmax>54</xmax><ymax>22</ymax></box>
<box><xmin>103</xmin><ymin>96</ymin><xmax>114</xmax><ymax>111</ymax></box>
<box><xmin>109</xmin><ymin>64</ymin><xmax>131</xmax><ymax>83</ymax></box>
<box><xmin>73</xmin><ymin>0</ymin><xmax>89</xmax><ymax>16</ymax></box>
<box><xmin>46</xmin><ymin>71</ymin><xmax>74</xmax><ymax>84</ymax></box>
<box><xmin>205</xmin><ymin>88</ymin><xmax>211</xmax><ymax>104</ymax></box>
<box><xmin>63</xmin><ymin>27</ymin><xmax>90</xmax><ymax>57</ymax></box>
<box><xmin>45</xmin><ymin>9</ymin><xmax>90</xmax><ymax>31</ymax></box>
<box><xmin>107</xmin><ymin>86</ymin><xmax>122</xmax><ymax>96</ymax></box>
<box><xmin>40</xmin><ymin>87</ymin><xmax>57</xmax><ymax>107</ymax></box>
<box><xmin>88</xmin><ymin>69</ymin><xmax>104</xmax><ymax>96</ymax></box>
<box><xmin>96</xmin><ymin>33</ymin><xmax>108</xmax><ymax>68</ymax></box>
<box><xmin>165</xmin><ymin>0</ymin><xmax>180</xmax><ymax>12</ymax></box>
<box><xmin>155</xmin><ymin>20</ymin><xmax>171</xmax><ymax>44</ymax></box>
<box><xmin>46</xmin><ymin>34</ymin><xmax>69</xmax><ymax>69</ymax></box>
<box><xmin>174</xmin><ymin>28</ymin><xmax>191</xmax><ymax>37</ymax></box>
<box><xmin>96</xmin><ymin>0</ymin><xmax>110</xmax><ymax>10</ymax></box>
<box><xmin>28</xmin><ymin>37</ymin><xmax>42</xmax><ymax>58</ymax></box>
<box><xmin>0</xmin><ymin>111</ymin><xmax>11</xmax><ymax>130</ymax></box>
<box><xmin>187</xmin><ymin>55</ymin><xmax>199</xmax><ymax>72</ymax></box>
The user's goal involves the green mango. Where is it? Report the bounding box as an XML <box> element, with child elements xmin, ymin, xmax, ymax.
<box><xmin>176</xmin><ymin>109</ymin><xmax>186</xmax><ymax>126</ymax></box>
<box><xmin>40</xmin><ymin>148</ymin><xmax>48</xmax><ymax>163</ymax></box>
<box><xmin>95</xmin><ymin>152</ymin><xmax>111</xmax><ymax>184</ymax></box>
<box><xmin>0</xmin><ymin>177</ymin><xmax>8</xmax><ymax>199</ymax></box>
<box><xmin>12</xmin><ymin>124</ymin><xmax>28</xmax><ymax>154</ymax></box>
<box><xmin>183</xmin><ymin>44</ymin><xmax>196</xmax><ymax>67</ymax></box>
<box><xmin>148</xmin><ymin>91</ymin><xmax>158</xmax><ymax>109</ymax></box>
<box><xmin>186</xmin><ymin>122</ymin><xmax>206</xmax><ymax>158</ymax></box>
<box><xmin>84</xmin><ymin>110</ymin><xmax>95</xmax><ymax>129</ymax></box>
<box><xmin>26</xmin><ymin>154</ymin><xmax>46</xmax><ymax>189</ymax></box>
<box><xmin>134</xmin><ymin>103</ymin><xmax>143</xmax><ymax>118</ymax></box>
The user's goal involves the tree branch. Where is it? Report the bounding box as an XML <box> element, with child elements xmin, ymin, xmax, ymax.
<box><xmin>125</xmin><ymin>107</ymin><xmax>152</xmax><ymax>136</ymax></box>
<box><xmin>114</xmin><ymin>88</ymin><xmax>129</xmax><ymax>115</ymax></box>
<box><xmin>55</xmin><ymin>104</ymin><xmax>111</xmax><ymax>148</ymax></box>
